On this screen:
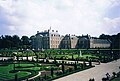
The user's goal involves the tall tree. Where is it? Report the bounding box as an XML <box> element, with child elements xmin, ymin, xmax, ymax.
<box><xmin>3</xmin><ymin>35</ymin><xmax>13</xmax><ymax>49</ymax></box>
<box><xmin>51</xmin><ymin>67</ymin><xmax>54</xmax><ymax>77</ymax></box>
<box><xmin>62</xmin><ymin>61</ymin><xmax>65</xmax><ymax>74</ymax></box>
<box><xmin>21</xmin><ymin>36</ymin><xmax>30</xmax><ymax>49</ymax></box>
<box><xmin>21</xmin><ymin>36</ymin><xmax>30</xmax><ymax>45</ymax></box>
<box><xmin>12</xmin><ymin>35</ymin><xmax>21</xmax><ymax>48</ymax></box>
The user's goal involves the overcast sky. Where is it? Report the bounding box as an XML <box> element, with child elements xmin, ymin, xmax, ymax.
<box><xmin>0</xmin><ymin>0</ymin><xmax>120</xmax><ymax>37</ymax></box>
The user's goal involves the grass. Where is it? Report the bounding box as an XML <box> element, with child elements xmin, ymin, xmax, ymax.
<box><xmin>111</xmin><ymin>72</ymin><xmax>120</xmax><ymax>81</ymax></box>
<box><xmin>0</xmin><ymin>62</ymin><xmax>60</xmax><ymax>80</ymax></box>
<box><xmin>0</xmin><ymin>49</ymin><xmax>119</xmax><ymax>80</ymax></box>
<box><xmin>16</xmin><ymin>66</ymin><xmax>40</xmax><ymax>71</ymax></box>
<box><xmin>111</xmin><ymin>76</ymin><xmax>120</xmax><ymax>81</ymax></box>
<box><xmin>15</xmin><ymin>63</ymin><xmax>34</xmax><ymax>67</ymax></box>
<box><xmin>47</xmin><ymin>53</ymin><xmax>98</xmax><ymax>60</ymax></box>
<box><xmin>0</xmin><ymin>64</ymin><xmax>31</xmax><ymax>81</ymax></box>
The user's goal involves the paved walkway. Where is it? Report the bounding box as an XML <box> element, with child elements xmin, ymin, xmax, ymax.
<box><xmin>28</xmin><ymin>71</ymin><xmax>41</xmax><ymax>80</ymax></box>
<box><xmin>53</xmin><ymin>59</ymin><xmax>120</xmax><ymax>81</ymax></box>
<box><xmin>22</xmin><ymin>71</ymin><xmax>41</xmax><ymax>81</ymax></box>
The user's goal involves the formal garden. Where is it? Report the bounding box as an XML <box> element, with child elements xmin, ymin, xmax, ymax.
<box><xmin>0</xmin><ymin>63</ymin><xmax>33</xmax><ymax>81</ymax></box>
<box><xmin>0</xmin><ymin>49</ymin><xmax>120</xmax><ymax>81</ymax></box>
<box><xmin>111</xmin><ymin>75</ymin><xmax>120</xmax><ymax>81</ymax></box>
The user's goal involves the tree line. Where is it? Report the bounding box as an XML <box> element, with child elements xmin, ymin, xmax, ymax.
<box><xmin>0</xmin><ymin>35</ymin><xmax>32</xmax><ymax>49</ymax></box>
<box><xmin>0</xmin><ymin>33</ymin><xmax>119</xmax><ymax>50</ymax></box>
<box><xmin>99</xmin><ymin>33</ymin><xmax>120</xmax><ymax>49</ymax></box>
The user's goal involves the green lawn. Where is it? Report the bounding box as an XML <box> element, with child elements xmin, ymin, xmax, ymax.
<box><xmin>0</xmin><ymin>63</ymin><xmax>59</xmax><ymax>80</ymax></box>
<box><xmin>0</xmin><ymin>64</ymin><xmax>31</xmax><ymax>81</ymax></box>
<box><xmin>15</xmin><ymin>63</ymin><xmax>34</xmax><ymax>67</ymax></box>
<box><xmin>112</xmin><ymin>76</ymin><xmax>120</xmax><ymax>81</ymax></box>
<box><xmin>49</xmin><ymin>53</ymin><xmax>98</xmax><ymax>60</ymax></box>
<box><xmin>16</xmin><ymin>66</ymin><xmax>40</xmax><ymax>71</ymax></box>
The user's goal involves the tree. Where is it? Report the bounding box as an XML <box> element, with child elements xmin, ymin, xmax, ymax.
<box><xmin>89</xmin><ymin>59</ymin><xmax>92</xmax><ymax>66</ymax></box>
<box><xmin>15</xmin><ymin>74</ymin><xmax>18</xmax><ymax>81</ymax></box>
<box><xmin>12</xmin><ymin>35</ymin><xmax>21</xmax><ymax>48</ymax></box>
<box><xmin>62</xmin><ymin>61</ymin><xmax>65</xmax><ymax>74</ymax></box>
<box><xmin>99</xmin><ymin>33</ymin><xmax>120</xmax><ymax>49</ymax></box>
<box><xmin>44</xmin><ymin>74</ymin><xmax>47</xmax><ymax>80</ymax></box>
<box><xmin>72</xmin><ymin>55</ymin><xmax>74</xmax><ymax>60</ymax></box>
<box><xmin>2</xmin><ymin>35</ymin><xmax>13</xmax><ymax>49</ymax></box>
<box><xmin>21</xmin><ymin>36</ymin><xmax>30</xmax><ymax>45</ymax></box>
<box><xmin>0</xmin><ymin>35</ymin><xmax>21</xmax><ymax>49</ymax></box>
<box><xmin>30</xmin><ymin>35</ymin><xmax>35</xmax><ymax>45</ymax></box>
<box><xmin>45</xmin><ymin>53</ymin><xmax>47</xmax><ymax>58</ymax></box>
<box><xmin>51</xmin><ymin>67</ymin><xmax>54</xmax><ymax>77</ymax></box>
<box><xmin>74</xmin><ymin>62</ymin><xmax>77</xmax><ymax>70</ymax></box>
<box><xmin>99</xmin><ymin>34</ymin><xmax>110</xmax><ymax>39</ymax></box>
<box><xmin>14</xmin><ymin>63</ymin><xmax>15</xmax><ymax>70</ymax></box>
<box><xmin>112</xmin><ymin>72</ymin><xmax>117</xmax><ymax>77</ymax></box>
<box><xmin>53</xmin><ymin>56</ymin><xmax>57</xmax><ymax>64</ymax></box>
<box><xmin>83</xmin><ymin>61</ymin><xmax>86</xmax><ymax>69</ymax></box>
<box><xmin>35</xmin><ymin>52</ymin><xmax>39</xmax><ymax>62</ymax></box>
<box><xmin>21</xmin><ymin>36</ymin><xmax>30</xmax><ymax>49</ymax></box>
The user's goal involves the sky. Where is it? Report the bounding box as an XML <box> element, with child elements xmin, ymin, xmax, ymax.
<box><xmin>0</xmin><ymin>0</ymin><xmax>120</xmax><ymax>37</ymax></box>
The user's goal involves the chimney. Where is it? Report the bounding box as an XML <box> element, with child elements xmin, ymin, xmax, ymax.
<box><xmin>37</xmin><ymin>31</ymin><xmax>39</xmax><ymax>34</ymax></box>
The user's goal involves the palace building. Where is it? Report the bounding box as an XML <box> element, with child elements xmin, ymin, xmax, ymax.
<box><xmin>31</xmin><ymin>29</ymin><xmax>111</xmax><ymax>49</ymax></box>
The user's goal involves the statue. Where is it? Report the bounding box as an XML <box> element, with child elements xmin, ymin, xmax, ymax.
<box><xmin>80</xmin><ymin>50</ymin><xmax>82</xmax><ymax>57</ymax></box>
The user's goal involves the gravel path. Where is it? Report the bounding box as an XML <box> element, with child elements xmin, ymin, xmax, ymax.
<box><xmin>53</xmin><ymin>59</ymin><xmax>120</xmax><ymax>81</ymax></box>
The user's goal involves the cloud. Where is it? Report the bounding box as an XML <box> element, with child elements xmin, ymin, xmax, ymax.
<box><xmin>0</xmin><ymin>0</ymin><xmax>120</xmax><ymax>37</ymax></box>
<box><xmin>101</xmin><ymin>17</ymin><xmax>120</xmax><ymax>35</ymax></box>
